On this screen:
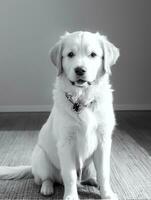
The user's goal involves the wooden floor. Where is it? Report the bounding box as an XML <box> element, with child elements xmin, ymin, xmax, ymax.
<box><xmin>116</xmin><ymin>111</ymin><xmax>151</xmax><ymax>156</ymax></box>
<box><xmin>0</xmin><ymin>111</ymin><xmax>151</xmax><ymax>199</ymax></box>
<box><xmin>0</xmin><ymin>112</ymin><xmax>49</xmax><ymax>130</ymax></box>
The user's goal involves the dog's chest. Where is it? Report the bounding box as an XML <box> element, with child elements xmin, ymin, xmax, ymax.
<box><xmin>74</xmin><ymin>109</ymin><xmax>98</xmax><ymax>165</ymax></box>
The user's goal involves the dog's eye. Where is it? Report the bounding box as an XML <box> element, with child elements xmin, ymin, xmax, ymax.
<box><xmin>90</xmin><ymin>52</ymin><xmax>97</xmax><ymax>58</ymax></box>
<box><xmin>67</xmin><ymin>52</ymin><xmax>75</xmax><ymax>58</ymax></box>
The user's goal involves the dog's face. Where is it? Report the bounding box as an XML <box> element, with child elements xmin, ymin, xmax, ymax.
<box><xmin>62</xmin><ymin>32</ymin><xmax>104</xmax><ymax>87</ymax></box>
<box><xmin>50</xmin><ymin>31</ymin><xmax>119</xmax><ymax>87</ymax></box>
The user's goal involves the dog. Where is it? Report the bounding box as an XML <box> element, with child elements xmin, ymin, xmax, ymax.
<box><xmin>0</xmin><ymin>31</ymin><xmax>119</xmax><ymax>200</ymax></box>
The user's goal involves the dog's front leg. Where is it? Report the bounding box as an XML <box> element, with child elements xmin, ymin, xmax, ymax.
<box><xmin>93</xmin><ymin>135</ymin><xmax>118</xmax><ymax>200</ymax></box>
<box><xmin>57</xmin><ymin>141</ymin><xmax>79</xmax><ymax>200</ymax></box>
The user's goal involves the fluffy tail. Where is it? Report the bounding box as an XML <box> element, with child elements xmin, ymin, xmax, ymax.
<box><xmin>0</xmin><ymin>165</ymin><xmax>32</xmax><ymax>180</ymax></box>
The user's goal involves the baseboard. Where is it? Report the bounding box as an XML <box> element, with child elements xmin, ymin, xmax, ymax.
<box><xmin>0</xmin><ymin>105</ymin><xmax>52</xmax><ymax>112</ymax></box>
<box><xmin>114</xmin><ymin>104</ymin><xmax>151</xmax><ymax>111</ymax></box>
<box><xmin>0</xmin><ymin>104</ymin><xmax>151</xmax><ymax>112</ymax></box>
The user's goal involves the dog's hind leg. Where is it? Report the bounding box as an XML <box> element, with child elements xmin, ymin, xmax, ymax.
<box><xmin>81</xmin><ymin>161</ymin><xmax>97</xmax><ymax>187</ymax></box>
<box><xmin>31</xmin><ymin>145</ymin><xmax>55</xmax><ymax>196</ymax></box>
<box><xmin>34</xmin><ymin>175</ymin><xmax>41</xmax><ymax>185</ymax></box>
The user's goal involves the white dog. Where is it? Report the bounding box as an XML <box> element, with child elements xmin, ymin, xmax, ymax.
<box><xmin>0</xmin><ymin>31</ymin><xmax>119</xmax><ymax>200</ymax></box>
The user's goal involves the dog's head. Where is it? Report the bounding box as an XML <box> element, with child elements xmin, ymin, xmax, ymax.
<box><xmin>49</xmin><ymin>31</ymin><xmax>119</xmax><ymax>87</ymax></box>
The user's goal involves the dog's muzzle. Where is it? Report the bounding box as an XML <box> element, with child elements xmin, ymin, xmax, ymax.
<box><xmin>74</xmin><ymin>67</ymin><xmax>86</xmax><ymax>76</ymax></box>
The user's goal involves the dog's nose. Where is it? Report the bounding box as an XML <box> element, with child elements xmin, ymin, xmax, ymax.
<box><xmin>74</xmin><ymin>67</ymin><xmax>86</xmax><ymax>76</ymax></box>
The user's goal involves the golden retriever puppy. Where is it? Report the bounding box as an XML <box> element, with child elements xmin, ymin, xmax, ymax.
<box><xmin>32</xmin><ymin>31</ymin><xmax>119</xmax><ymax>199</ymax></box>
<box><xmin>0</xmin><ymin>31</ymin><xmax>120</xmax><ymax>200</ymax></box>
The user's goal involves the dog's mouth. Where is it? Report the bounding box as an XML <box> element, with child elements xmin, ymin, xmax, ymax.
<box><xmin>70</xmin><ymin>79</ymin><xmax>91</xmax><ymax>87</ymax></box>
<box><xmin>77</xmin><ymin>79</ymin><xmax>86</xmax><ymax>84</ymax></box>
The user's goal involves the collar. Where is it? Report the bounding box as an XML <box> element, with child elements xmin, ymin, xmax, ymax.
<box><xmin>65</xmin><ymin>92</ymin><xmax>96</xmax><ymax>113</ymax></box>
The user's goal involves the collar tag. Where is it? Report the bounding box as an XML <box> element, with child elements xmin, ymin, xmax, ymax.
<box><xmin>65</xmin><ymin>92</ymin><xmax>96</xmax><ymax>113</ymax></box>
<box><xmin>73</xmin><ymin>102</ymin><xmax>83</xmax><ymax>112</ymax></box>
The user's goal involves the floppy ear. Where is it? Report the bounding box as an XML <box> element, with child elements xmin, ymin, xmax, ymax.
<box><xmin>97</xmin><ymin>34</ymin><xmax>120</xmax><ymax>74</ymax></box>
<box><xmin>49</xmin><ymin>40</ymin><xmax>63</xmax><ymax>76</ymax></box>
<box><xmin>60</xmin><ymin>31</ymin><xmax>70</xmax><ymax>39</ymax></box>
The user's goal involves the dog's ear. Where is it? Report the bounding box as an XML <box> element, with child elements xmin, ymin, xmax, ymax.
<box><xmin>97</xmin><ymin>33</ymin><xmax>120</xmax><ymax>74</ymax></box>
<box><xmin>49</xmin><ymin>40</ymin><xmax>63</xmax><ymax>76</ymax></box>
<box><xmin>61</xmin><ymin>31</ymin><xmax>70</xmax><ymax>39</ymax></box>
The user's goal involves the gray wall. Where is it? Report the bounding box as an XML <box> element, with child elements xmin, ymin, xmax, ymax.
<box><xmin>0</xmin><ymin>0</ymin><xmax>151</xmax><ymax>111</ymax></box>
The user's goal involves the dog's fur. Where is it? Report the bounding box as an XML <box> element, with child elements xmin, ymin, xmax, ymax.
<box><xmin>0</xmin><ymin>31</ymin><xmax>119</xmax><ymax>200</ymax></box>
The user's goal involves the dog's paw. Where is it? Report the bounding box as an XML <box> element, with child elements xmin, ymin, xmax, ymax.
<box><xmin>101</xmin><ymin>191</ymin><xmax>118</xmax><ymax>200</ymax></box>
<box><xmin>40</xmin><ymin>179</ymin><xmax>54</xmax><ymax>196</ymax></box>
<box><xmin>64</xmin><ymin>194</ymin><xmax>79</xmax><ymax>200</ymax></box>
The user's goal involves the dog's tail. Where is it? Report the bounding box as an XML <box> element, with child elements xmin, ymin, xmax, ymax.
<box><xmin>0</xmin><ymin>165</ymin><xmax>32</xmax><ymax>180</ymax></box>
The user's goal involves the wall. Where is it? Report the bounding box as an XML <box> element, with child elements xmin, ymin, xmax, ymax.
<box><xmin>0</xmin><ymin>0</ymin><xmax>150</xmax><ymax>111</ymax></box>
